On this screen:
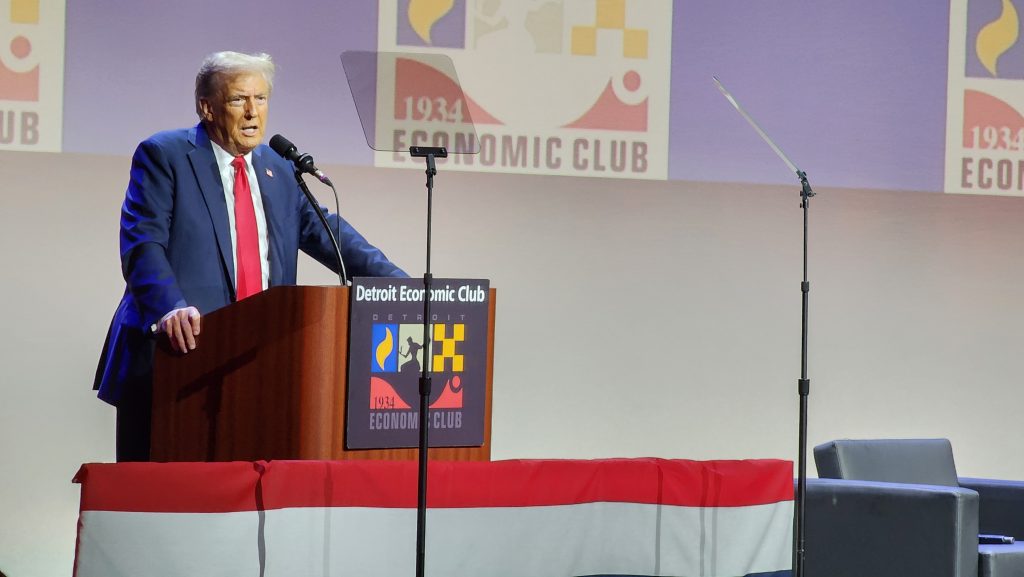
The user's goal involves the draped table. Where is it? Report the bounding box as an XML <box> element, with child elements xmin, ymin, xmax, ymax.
<box><xmin>73</xmin><ymin>458</ymin><xmax>793</xmax><ymax>577</ymax></box>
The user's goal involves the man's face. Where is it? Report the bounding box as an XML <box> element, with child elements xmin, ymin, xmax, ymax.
<box><xmin>200</xmin><ymin>72</ymin><xmax>269</xmax><ymax>156</ymax></box>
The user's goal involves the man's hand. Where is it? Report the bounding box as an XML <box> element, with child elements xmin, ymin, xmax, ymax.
<box><xmin>156</xmin><ymin>306</ymin><xmax>202</xmax><ymax>353</ymax></box>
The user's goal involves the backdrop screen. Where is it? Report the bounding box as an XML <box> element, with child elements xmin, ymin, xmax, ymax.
<box><xmin>1</xmin><ymin>0</ymin><xmax>1018</xmax><ymax>194</ymax></box>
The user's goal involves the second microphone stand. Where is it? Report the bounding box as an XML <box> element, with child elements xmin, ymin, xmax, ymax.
<box><xmin>793</xmin><ymin>169</ymin><xmax>814</xmax><ymax>577</ymax></box>
<box><xmin>410</xmin><ymin>145</ymin><xmax>447</xmax><ymax>577</ymax></box>
<box><xmin>711</xmin><ymin>77</ymin><xmax>819</xmax><ymax>577</ymax></box>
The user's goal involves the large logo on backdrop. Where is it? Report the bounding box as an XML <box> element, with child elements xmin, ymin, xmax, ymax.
<box><xmin>0</xmin><ymin>0</ymin><xmax>64</xmax><ymax>151</ymax></box>
<box><xmin>946</xmin><ymin>0</ymin><xmax>1024</xmax><ymax>195</ymax></box>
<box><xmin>375</xmin><ymin>0</ymin><xmax>673</xmax><ymax>180</ymax></box>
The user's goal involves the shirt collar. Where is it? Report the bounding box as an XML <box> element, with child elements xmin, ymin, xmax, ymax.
<box><xmin>209</xmin><ymin>139</ymin><xmax>254</xmax><ymax>170</ymax></box>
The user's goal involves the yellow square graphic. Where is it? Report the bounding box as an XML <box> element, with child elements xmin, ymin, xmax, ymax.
<box><xmin>11</xmin><ymin>0</ymin><xmax>39</xmax><ymax>24</ymax></box>
<box><xmin>433</xmin><ymin>323</ymin><xmax>465</xmax><ymax>340</ymax></box>
<box><xmin>572</xmin><ymin>26</ymin><xmax>597</xmax><ymax>55</ymax></box>
<box><xmin>623</xmin><ymin>29</ymin><xmax>648</xmax><ymax>58</ymax></box>
<box><xmin>432</xmin><ymin>323</ymin><xmax>465</xmax><ymax>372</ymax></box>
<box><xmin>596</xmin><ymin>0</ymin><xmax>626</xmax><ymax>29</ymax></box>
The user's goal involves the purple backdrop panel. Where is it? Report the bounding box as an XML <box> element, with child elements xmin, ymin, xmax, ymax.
<box><xmin>62</xmin><ymin>1</ymin><xmax>379</xmax><ymax>164</ymax></box>
<box><xmin>670</xmin><ymin>0</ymin><xmax>949</xmax><ymax>192</ymax></box>
<box><xmin>62</xmin><ymin>1</ymin><xmax>951</xmax><ymax>192</ymax></box>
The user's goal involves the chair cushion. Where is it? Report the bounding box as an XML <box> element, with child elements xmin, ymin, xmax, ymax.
<box><xmin>814</xmin><ymin>438</ymin><xmax>960</xmax><ymax>487</ymax></box>
<box><xmin>979</xmin><ymin>542</ymin><xmax>1024</xmax><ymax>577</ymax></box>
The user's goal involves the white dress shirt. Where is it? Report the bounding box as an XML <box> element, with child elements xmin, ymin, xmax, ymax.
<box><xmin>209</xmin><ymin>140</ymin><xmax>271</xmax><ymax>291</ymax></box>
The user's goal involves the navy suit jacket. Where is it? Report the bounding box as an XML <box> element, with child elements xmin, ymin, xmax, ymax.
<box><xmin>94</xmin><ymin>123</ymin><xmax>406</xmax><ymax>405</ymax></box>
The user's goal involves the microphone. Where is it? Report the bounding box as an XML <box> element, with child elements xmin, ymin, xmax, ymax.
<box><xmin>269</xmin><ymin>134</ymin><xmax>333</xmax><ymax>187</ymax></box>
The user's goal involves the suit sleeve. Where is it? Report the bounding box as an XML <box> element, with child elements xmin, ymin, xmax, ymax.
<box><xmin>120</xmin><ymin>138</ymin><xmax>188</xmax><ymax>330</ymax></box>
<box><xmin>296</xmin><ymin>196</ymin><xmax>408</xmax><ymax>279</ymax></box>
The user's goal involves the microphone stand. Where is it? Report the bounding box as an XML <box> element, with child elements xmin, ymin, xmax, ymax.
<box><xmin>410</xmin><ymin>144</ymin><xmax>447</xmax><ymax>577</ymax></box>
<box><xmin>289</xmin><ymin>168</ymin><xmax>347</xmax><ymax>286</ymax></box>
<box><xmin>710</xmin><ymin>77</ymin><xmax>817</xmax><ymax>577</ymax></box>
<box><xmin>794</xmin><ymin>170</ymin><xmax>814</xmax><ymax>577</ymax></box>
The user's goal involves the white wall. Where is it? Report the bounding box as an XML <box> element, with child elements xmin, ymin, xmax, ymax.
<box><xmin>4</xmin><ymin>150</ymin><xmax>1024</xmax><ymax>575</ymax></box>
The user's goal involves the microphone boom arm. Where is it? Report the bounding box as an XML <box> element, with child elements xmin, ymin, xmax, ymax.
<box><xmin>293</xmin><ymin>170</ymin><xmax>347</xmax><ymax>286</ymax></box>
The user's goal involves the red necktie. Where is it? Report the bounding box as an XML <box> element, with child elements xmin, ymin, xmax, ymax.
<box><xmin>231</xmin><ymin>156</ymin><xmax>262</xmax><ymax>300</ymax></box>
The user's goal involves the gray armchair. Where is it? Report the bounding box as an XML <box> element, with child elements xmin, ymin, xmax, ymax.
<box><xmin>805</xmin><ymin>438</ymin><xmax>1024</xmax><ymax>577</ymax></box>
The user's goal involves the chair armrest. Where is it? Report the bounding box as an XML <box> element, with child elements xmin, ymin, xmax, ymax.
<box><xmin>960</xmin><ymin>477</ymin><xmax>1024</xmax><ymax>539</ymax></box>
<box><xmin>804</xmin><ymin>478</ymin><xmax>979</xmax><ymax>577</ymax></box>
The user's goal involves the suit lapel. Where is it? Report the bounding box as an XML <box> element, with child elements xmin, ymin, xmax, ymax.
<box><xmin>187</xmin><ymin>124</ymin><xmax>236</xmax><ymax>295</ymax></box>
<box><xmin>252</xmin><ymin>148</ymin><xmax>287</xmax><ymax>287</ymax></box>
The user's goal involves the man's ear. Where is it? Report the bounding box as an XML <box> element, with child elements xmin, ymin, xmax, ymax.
<box><xmin>198</xmin><ymin>98</ymin><xmax>214</xmax><ymax>122</ymax></box>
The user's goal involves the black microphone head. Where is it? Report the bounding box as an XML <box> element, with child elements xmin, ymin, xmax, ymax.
<box><xmin>269</xmin><ymin>134</ymin><xmax>298</xmax><ymax>160</ymax></box>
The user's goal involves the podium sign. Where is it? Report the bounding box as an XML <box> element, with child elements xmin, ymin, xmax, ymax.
<box><xmin>346</xmin><ymin>278</ymin><xmax>490</xmax><ymax>449</ymax></box>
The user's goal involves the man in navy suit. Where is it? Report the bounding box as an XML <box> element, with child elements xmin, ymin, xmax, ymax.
<box><xmin>94</xmin><ymin>51</ymin><xmax>407</xmax><ymax>461</ymax></box>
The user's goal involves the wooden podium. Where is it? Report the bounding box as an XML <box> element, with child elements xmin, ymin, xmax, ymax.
<box><xmin>151</xmin><ymin>285</ymin><xmax>494</xmax><ymax>462</ymax></box>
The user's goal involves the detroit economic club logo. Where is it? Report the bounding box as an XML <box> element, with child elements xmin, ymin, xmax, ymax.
<box><xmin>947</xmin><ymin>0</ymin><xmax>1024</xmax><ymax>196</ymax></box>
<box><xmin>0</xmin><ymin>0</ymin><xmax>64</xmax><ymax>151</ymax></box>
<box><xmin>376</xmin><ymin>0</ymin><xmax>673</xmax><ymax>179</ymax></box>
<box><xmin>346</xmin><ymin>278</ymin><xmax>489</xmax><ymax>449</ymax></box>
<box><xmin>368</xmin><ymin>322</ymin><xmax>466</xmax><ymax>432</ymax></box>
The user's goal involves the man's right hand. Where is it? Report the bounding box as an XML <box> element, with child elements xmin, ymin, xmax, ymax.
<box><xmin>156</xmin><ymin>306</ymin><xmax>202</xmax><ymax>353</ymax></box>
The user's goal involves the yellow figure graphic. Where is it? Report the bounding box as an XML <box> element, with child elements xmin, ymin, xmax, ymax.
<box><xmin>977</xmin><ymin>0</ymin><xmax>1020</xmax><ymax>76</ymax></box>
<box><xmin>432</xmin><ymin>324</ymin><xmax>465</xmax><ymax>372</ymax></box>
<box><xmin>409</xmin><ymin>0</ymin><xmax>455</xmax><ymax>45</ymax></box>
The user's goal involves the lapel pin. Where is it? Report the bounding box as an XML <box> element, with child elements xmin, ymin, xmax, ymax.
<box><xmin>265</xmin><ymin>168</ymin><xmax>274</xmax><ymax>178</ymax></box>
